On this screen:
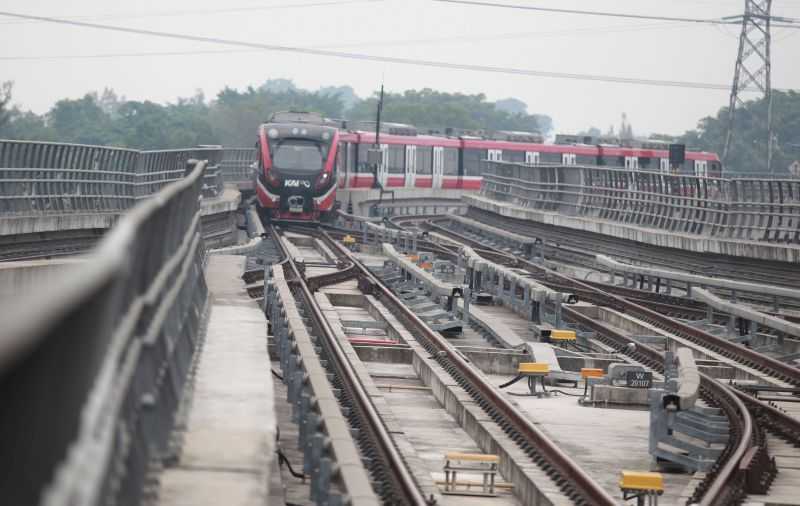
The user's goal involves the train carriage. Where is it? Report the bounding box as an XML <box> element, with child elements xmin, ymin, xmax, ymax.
<box><xmin>259</xmin><ymin>112</ymin><xmax>722</xmax><ymax>208</ymax></box>
<box><xmin>255</xmin><ymin>112</ymin><xmax>339</xmax><ymax>222</ymax></box>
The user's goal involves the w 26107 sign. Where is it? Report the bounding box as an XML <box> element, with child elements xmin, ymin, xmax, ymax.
<box><xmin>625</xmin><ymin>371</ymin><xmax>653</xmax><ymax>388</ymax></box>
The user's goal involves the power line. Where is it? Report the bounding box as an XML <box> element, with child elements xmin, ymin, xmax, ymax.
<box><xmin>0</xmin><ymin>0</ymin><xmax>383</xmax><ymax>26</ymax></box>
<box><xmin>0</xmin><ymin>10</ymin><xmax>788</xmax><ymax>92</ymax></box>
<box><xmin>432</xmin><ymin>0</ymin><xmax>800</xmax><ymax>29</ymax></box>
<box><xmin>0</xmin><ymin>20</ymin><xmax>700</xmax><ymax>61</ymax></box>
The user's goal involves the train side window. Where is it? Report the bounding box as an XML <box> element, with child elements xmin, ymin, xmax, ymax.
<box><xmin>444</xmin><ymin>148</ymin><xmax>460</xmax><ymax>175</ymax></box>
<box><xmin>357</xmin><ymin>144</ymin><xmax>372</xmax><ymax>173</ymax></box>
<box><xmin>488</xmin><ymin>149</ymin><xmax>502</xmax><ymax>162</ymax></box>
<box><xmin>462</xmin><ymin>149</ymin><xmax>481</xmax><ymax>176</ymax></box>
<box><xmin>660</xmin><ymin>158</ymin><xmax>670</xmax><ymax>174</ymax></box>
<box><xmin>417</xmin><ymin>147</ymin><xmax>432</xmax><ymax>174</ymax></box>
<box><xmin>562</xmin><ymin>153</ymin><xmax>576</xmax><ymax>165</ymax></box>
<box><xmin>525</xmin><ymin>151</ymin><xmax>540</xmax><ymax>165</ymax></box>
<box><xmin>388</xmin><ymin>145</ymin><xmax>405</xmax><ymax>174</ymax></box>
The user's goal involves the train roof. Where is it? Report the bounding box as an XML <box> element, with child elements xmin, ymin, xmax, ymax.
<box><xmin>354</xmin><ymin>131</ymin><xmax>461</xmax><ymax>147</ymax></box>
<box><xmin>459</xmin><ymin>138</ymin><xmax>720</xmax><ymax>161</ymax></box>
<box><xmin>258</xmin><ymin>122</ymin><xmax>338</xmax><ymax>139</ymax></box>
<box><xmin>268</xmin><ymin>110</ymin><xmax>327</xmax><ymax>124</ymax></box>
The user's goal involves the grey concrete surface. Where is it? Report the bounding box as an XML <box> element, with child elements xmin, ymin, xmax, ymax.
<box><xmin>490</xmin><ymin>374</ymin><xmax>694</xmax><ymax>505</ymax></box>
<box><xmin>199</xmin><ymin>187</ymin><xmax>241</xmax><ymax>216</ymax></box>
<box><xmin>159</xmin><ymin>255</ymin><xmax>274</xmax><ymax>506</ymax></box>
<box><xmin>0</xmin><ymin>258</ymin><xmax>85</xmax><ymax>296</ymax></box>
<box><xmin>364</xmin><ymin>362</ymin><xmax>521</xmax><ymax>506</ymax></box>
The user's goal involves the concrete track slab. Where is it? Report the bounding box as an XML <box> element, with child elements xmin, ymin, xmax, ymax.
<box><xmin>159</xmin><ymin>255</ymin><xmax>274</xmax><ymax>506</ymax></box>
<box><xmin>364</xmin><ymin>362</ymin><xmax>520</xmax><ymax>506</ymax></box>
<box><xmin>489</xmin><ymin>374</ymin><xmax>694</xmax><ymax>505</ymax></box>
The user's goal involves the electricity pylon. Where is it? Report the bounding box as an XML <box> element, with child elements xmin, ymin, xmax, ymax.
<box><xmin>722</xmin><ymin>0</ymin><xmax>774</xmax><ymax>173</ymax></box>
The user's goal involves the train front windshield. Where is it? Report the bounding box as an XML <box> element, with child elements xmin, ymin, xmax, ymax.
<box><xmin>272</xmin><ymin>139</ymin><xmax>325</xmax><ymax>172</ymax></box>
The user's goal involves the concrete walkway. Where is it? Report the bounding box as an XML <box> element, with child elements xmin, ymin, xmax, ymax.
<box><xmin>159</xmin><ymin>255</ymin><xmax>274</xmax><ymax>506</ymax></box>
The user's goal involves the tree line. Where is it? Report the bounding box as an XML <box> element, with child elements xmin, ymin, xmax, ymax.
<box><xmin>0</xmin><ymin>79</ymin><xmax>552</xmax><ymax>149</ymax></box>
<box><xmin>1</xmin><ymin>78</ymin><xmax>796</xmax><ymax>173</ymax></box>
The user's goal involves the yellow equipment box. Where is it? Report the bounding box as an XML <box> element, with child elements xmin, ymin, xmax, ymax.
<box><xmin>619</xmin><ymin>471</ymin><xmax>664</xmax><ymax>492</ymax></box>
<box><xmin>580</xmin><ymin>368</ymin><xmax>604</xmax><ymax>379</ymax></box>
<box><xmin>550</xmin><ymin>329</ymin><xmax>577</xmax><ymax>341</ymax></box>
<box><xmin>518</xmin><ymin>363</ymin><xmax>550</xmax><ymax>375</ymax></box>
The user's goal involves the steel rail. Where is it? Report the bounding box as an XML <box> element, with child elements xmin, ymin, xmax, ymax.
<box><xmin>426</xmin><ymin>220</ymin><xmax>800</xmax><ymax>386</ymax></box>
<box><xmin>562</xmin><ymin>307</ymin><xmax>757</xmax><ymax>506</ymax></box>
<box><xmin>271</xmin><ymin>226</ymin><xmax>430</xmax><ymax>506</ymax></box>
<box><xmin>465</xmin><ymin>206</ymin><xmax>800</xmax><ymax>288</ymax></box>
<box><xmin>318</xmin><ymin>229</ymin><xmax>617</xmax><ymax>506</ymax></box>
<box><xmin>421</xmin><ymin>219</ymin><xmax>800</xmax><ymax>504</ymax></box>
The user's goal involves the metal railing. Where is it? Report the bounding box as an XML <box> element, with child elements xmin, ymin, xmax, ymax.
<box><xmin>481</xmin><ymin>161</ymin><xmax>800</xmax><ymax>244</ymax></box>
<box><xmin>0</xmin><ymin>140</ymin><xmax>224</xmax><ymax>216</ymax></box>
<box><xmin>218</xmin><ymin>147</ymin><xmax>256</xmax><ymax>188</ymax></box>
<box><xmin>0</xmin><ymin>159</ymin><xmax>210</xmax><ymax>506</ymax></box>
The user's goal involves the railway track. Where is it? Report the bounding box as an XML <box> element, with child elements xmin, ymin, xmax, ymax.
<box><xmin>267</xmin><ymin>224</ymin><xmax>618</xmax><ymax>506</ymax></box>
<box><xmin>465</xmin><ymin>207</ymin><xmax>800</xmax><ymax>290</ymax></box>
<box><xmin>270</xmin><ymin>226</ymin><xmax>428</xmax><ymax>505</ymax></box>
<box><xmin>412</xmin><ymin>218</ymin><xmax>800</xmax><ymax>505</ymax></box>
<box><xmin>0</xmin><ymin>229</ymin><xmax>103</xmax><ymax>261</ymax></box>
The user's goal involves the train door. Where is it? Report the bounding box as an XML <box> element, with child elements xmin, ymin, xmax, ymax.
<box><xmin>660</xmin><ymin>158</ymin><xmax>670</xmax><ymax>174</ymax></box>
<box><xmin>377</xmin><ymin>143</ymin><xmax>389</xmax><ymax>187</ymax></box>
<box><xmin>405</xmin><ymin>145</ymin><xmax>416</xmax><ymax>187</ymax></box>
<box><xmin>694</xmin><ymin>160</ymin><xmax>708</xmax><ymax>177</ymax></box>
<box><xmin>488</xmin><ymin>149</ymin><xmax>502</xmax><ymax>162</ymax></box>
<box><xmin>561</xmin><ymin>153</ymin><xmax>576</xmax><ymax>165</ymax></box>
<box><xmin>525</xmin><ymin>151</ymin><xmax>540</xmax><ymax>165</ymax></box>
<box><xmin>433</xmin><ymin>146</ymin><xmax>444</xmax><ymax>188</ymax></box>
<box><xmin>625</xmin><ymin>156</ymin><xmax>639</xmax><ymax>170</ymax></box>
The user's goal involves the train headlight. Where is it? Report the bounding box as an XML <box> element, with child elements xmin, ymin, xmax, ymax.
<box><xmin>292</xmin><ymin>127</ymin><xmax>299</xmax><ymax>135</ymax></box>
<box><xmin>315</xmin><ymin>171</ymin><xmax>331</xmax><ymax>190</ymax></box>
<box><xmin>268</xmin><ymin>128</ymin><xmax>279</xmax><ymax>139</ymax></box>
<box><xmin>321</xmin><ymin>131</ymin><xmax>330</xmax><ymax>141</ymax></box>
<box><xmin>301</xmin><ymin>128</ymin><xmax>308</xmax><ymax>135</ymax></box>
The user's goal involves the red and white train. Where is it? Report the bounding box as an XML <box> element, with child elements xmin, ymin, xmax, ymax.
<box><xmin>335</xmin><ymin>125</ymin><xmax>722</xmax><ymax>191</ymax></box>
<box><xmin>255</xmin><ymin>113</ymin><xmax>722</xmax><ymax>222</ymax></box>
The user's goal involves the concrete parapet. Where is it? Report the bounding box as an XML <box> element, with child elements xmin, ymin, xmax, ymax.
<box><xmin>465</xmin><ymin>194</ymin><xmax>800</xmax><ymax>263</ymax></box>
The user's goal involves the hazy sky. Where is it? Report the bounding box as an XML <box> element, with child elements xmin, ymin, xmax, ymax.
<box><xmin>1</xmin><ymin>0</ymin><xmax>798</xmax><ymax>137</ymax></box>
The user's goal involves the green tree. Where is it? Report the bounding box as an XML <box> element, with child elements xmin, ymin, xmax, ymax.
<box><xmin>0</xmin><ymin>81</ymin><xmax>13</xmax><ymax>131</ymax></box>
<box><xmin>48</xmin><ymin>94</ymin><xmax>116</xmax><ymax>145</ymax></box>
<box><xmin>495</xmin><ymin>97</ymin><xmax>527</xmax><ymax>115</ymax></box>
<box><xmin>210</xmin><ymin>85</ymin><xmax>344</xmax><ymax>146</ymax></box>
<box><xmin>680</xmin><ymin>90</ymin><xmax>800</xmax><ymax>173</ymax></box>
<box><xmin>347</xmin><ymin>88</ymin><xmax>552</xmax><ymax>135</ymax></box>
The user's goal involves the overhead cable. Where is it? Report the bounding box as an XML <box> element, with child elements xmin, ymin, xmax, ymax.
<box><xmin>0</xmin><ymin>10</ymin><xmax>782</xmax><ymax>92</ymax></box>
<box><xmin>432</xmin><ymin>0</ymin><xmax>800</xmax><ymax>29</ymax></box>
